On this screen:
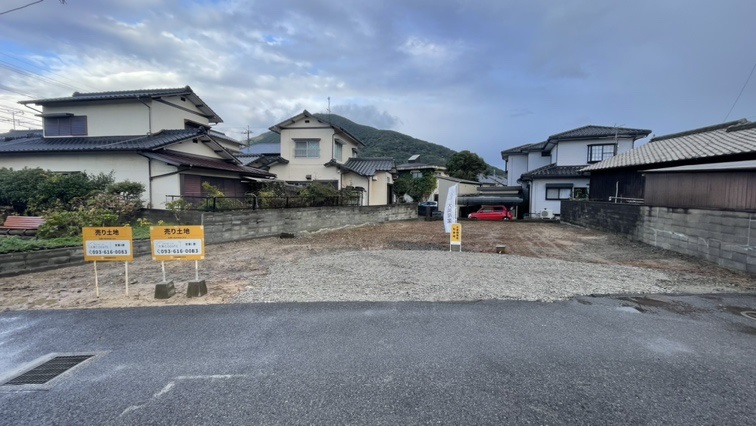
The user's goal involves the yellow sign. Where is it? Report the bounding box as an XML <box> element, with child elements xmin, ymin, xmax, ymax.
<box><xmin>82</xmin><ymin>227</ymin><xmax>134</xmax><ymax>262</ymax></box>
<box><xmin>150</xmin><ymin>225</ymin><xmax>205</xmax><ymax>261</ymax></box>
<box><xmin>450</xmin><ymin>223</ymin><xmax>461</xmax><ymax>244</ymax></box>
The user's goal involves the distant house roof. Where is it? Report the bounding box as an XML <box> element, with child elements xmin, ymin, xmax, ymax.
<box><xmin>0</xmin><ymin>129</ymin><xmax>201</xmax><ymax>152</ymax></box>
<box><xmin>395</xmin><ymin>162</ymin><xmax>445</xmax><ymax>172</ymax></box>
<box><xmin>501</xmin><ymin>141</ymin><xmax>547</xmax><ymax>157</ymax></box>
<box><xmin>521</xmin><ymin>164</ymin><xmax>586</xmax><ymax>180</ymax></box>
<box><xmin>19</xmin><ymin>86</ymin><xmax>223</xmax><ymax>123</ymax></box>
<box><xmin>208</xmin><ymin>130</ymin><xmax>242</xmax><ymax>146</ymax></box>
<box><xmin>243</xmin><ymin>142</ymin><xmax>281</xmax><ymax>155</ymax></box>
<box><xmin>437</xmin><ymin>176</ymin><xmax>480</xmax><ymax>185</ymax></box>
<box><xmin>269</xmin><ymin>110</ymin><xmax>366</xmax><ymax>147</ymax></box>
<box><xmin>548</xmin><ymin>125</ymin><xmax>652</xmax><ymax>141</ymax></box>
<box><xmin>0</xmin><ymin>129</ymin><xmax>42</xmax><ymax>141</ymax></box>
<box><xmin>581</xmin><ymin>119</ymin><xmax>756</xmax><ymax>172</ymax></box>
<box><xmin>326</xmin><ymin>157</ymin><xmax>395</xmax><ymax>176</ymax></box>
<box><xmin>140</xmin><ymin>150</ymin><xmax>275</xmax><ymax>178</ymax></box>
<box><xmin>477</xmin><ymin>173</ymin><xmax>507</xmax><ymax>185</ymax></box>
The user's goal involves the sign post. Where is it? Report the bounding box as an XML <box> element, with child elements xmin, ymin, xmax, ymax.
<box><xmin>150</xmin><ymin>225</ymin><xmax>206</xmax><ymax>298</ymax></box>
<box><xmin>450</xmin><ymin>223</ymin><xmax>462</xmax><ymax>252</ymax></box>
<box><xmin>82</xmin><ymin>227</ymin><xmax>134</xmax><ymax>297</ymax></box>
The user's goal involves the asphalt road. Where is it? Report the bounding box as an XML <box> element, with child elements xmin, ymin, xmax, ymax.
<box><xmin>1</xmin><ymin>294</ymin><xmax>755</xmax><ymax>425</ymax></box>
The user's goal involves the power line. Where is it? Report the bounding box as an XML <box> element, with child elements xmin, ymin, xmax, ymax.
<box><xmin>724</xmin><ymin>61</ymin><xmax>756</xmax><ymax>122</ymax></box>
<box><xmin>0</xmin><ymin>83</ymin><xmax>35</xmax><ymax>98</ymax></box>
<box><xmin>0</xmin><ymin>52</ymin><xmax>100</xmax><ymax>92</ymax></box>
<box><xmin>0</xmin><ymin>59</ymin><xmax>83</xmax><ymax>92</ymax></box>
<box><xmin>0</xmin><ymin>0</ymin><xmax>65</xmax><ymax>17</ymax></box>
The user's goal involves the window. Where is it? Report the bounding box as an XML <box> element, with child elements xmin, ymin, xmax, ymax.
<box><xmin>294</xmin><ymin>139</ymin><xmax>320</xmax><ymax>158</ymax></box>
<box><xmin>411</xmin><ymin>170</ymin><xmax>422</xmax><ymax>178</ymax></box>
<box><xmin>334</xmin><ymin>141</ymin><xmax>343</xmax><ymax>161</ymax></box>
<box><xmin>352</xmin><ymin>148</ymin><xmax>358</xmax><ymax>158</ymax></box>
<box><xmin>545</xmin><ymin>184</ymin><xmax>573</xmax><ymax>200</ymax></box>
<box><xmin>44</xmin><ymin>116</ymin><xmax>87</xmax><ymax>136</ymax></box>
<box><xmin>587</xmin><ymin>144</ymin><xmax>616</xmax><ymax>163</ymax></box>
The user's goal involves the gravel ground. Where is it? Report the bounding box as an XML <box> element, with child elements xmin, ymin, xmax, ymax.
<box><xmin>2</xmin><ymin>220</ymin><xmax>753</xmax><ymax>311</ymax></box>
<box><xmin>234</xmin><ymin>250</ymin><xmax>677</xmax><ymax>303</ymax></box>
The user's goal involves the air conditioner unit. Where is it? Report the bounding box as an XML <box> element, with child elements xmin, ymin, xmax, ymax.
<box><xmin>540</xmin><ymin>208</ymin><xmax>554</xmax><ymax>219</ymax></box>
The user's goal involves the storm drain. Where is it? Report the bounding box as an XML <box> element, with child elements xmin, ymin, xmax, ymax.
<box><xmin>741</xmin><ymin>311</ymin><xmax>756</xmax><ymax>321</ymax></box>
<box><xmin>2</xmin><ymin>355</ymin><xmax>94</xmax><ymax>386</ymax></box>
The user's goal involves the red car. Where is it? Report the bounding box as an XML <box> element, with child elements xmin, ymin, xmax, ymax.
<box><xmin>468</xmin><ymin>205</ymin><xmax>513</xmax><ymax>221</ymax></box>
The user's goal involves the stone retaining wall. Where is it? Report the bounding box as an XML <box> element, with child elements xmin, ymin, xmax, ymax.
<box><xmin>562</xmin><ymin>200</ymin><xmax>756</xmax><ymax>275</ymax></box>
<box><xmin>0</xmin><ymin>204</ymin><xmax>417</xmax><ymax>276</ymax></box>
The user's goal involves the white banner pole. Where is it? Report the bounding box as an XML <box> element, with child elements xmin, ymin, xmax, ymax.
<box><xmin>195</xmin><ymin>260</ymin><xmax>199</xmax><ymax>281</ymax></box>
<box><xmin>161</xmin><ymin>261</ymin><xmax>166</xmax><ymax>282</ymax></box>
<box><xmin>94</xmin><ymin>261</ymin><xmax>99</xmax><ymax>298</ymax></box>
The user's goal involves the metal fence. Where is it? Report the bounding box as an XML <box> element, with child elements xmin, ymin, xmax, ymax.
<box><xmin>166</xmin><ymin>195</ymin><xmax>362</xmax><ymax>211</ymax></box>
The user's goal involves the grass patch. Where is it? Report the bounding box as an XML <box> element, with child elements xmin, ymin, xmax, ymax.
<box><xmin>0</xmin><ymin>225</ymin><xmax>156</xmax><ymax>254</ymax></box>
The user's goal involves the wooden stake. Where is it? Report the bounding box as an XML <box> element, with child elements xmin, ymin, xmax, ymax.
<box><xmin>195</xmin><ymin>260</ymin><xmax>199</xmax><ymax>281</ymax></box>
<box><xmin>161</xmin><ymin>261</ymin><xmax>166</xmax><ymax>282</ymax></box>
<box><xmin>125</xmin><ymin>262</ymin><xmax>129</xmax><ymax>296</ymax></box>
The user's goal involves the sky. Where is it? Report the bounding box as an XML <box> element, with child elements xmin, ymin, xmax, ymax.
<box><xmin>1</xmin><ymin>0</ymin><xmax>755</xmax><ymax>168</ymax></box>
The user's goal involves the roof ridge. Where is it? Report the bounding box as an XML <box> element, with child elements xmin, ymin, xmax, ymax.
<box><xmin>725</xmin><ymin>121</ymin><xmax>756</xmax><ymax>132</ymax></box>
<box><xmin>651</xmin><ymin>119</ymin><xmax>747</xmax><ymax>142</ymax></box>
<box><xmin>71</xmin><ymin>86</ymin><xmax>192</xmax><ymax>97</ymax></box>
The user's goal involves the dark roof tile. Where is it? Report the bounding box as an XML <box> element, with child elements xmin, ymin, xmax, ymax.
<box><xmin>521</xmin><ymin>164</ymin><xmax>586</xmax><ymax>179</ymax></box>
<box><xmin>0</xmin><ymin>129</ymin><xmax>200</xmax><ymax>153</ymax></box>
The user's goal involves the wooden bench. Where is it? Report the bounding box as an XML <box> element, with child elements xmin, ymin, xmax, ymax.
<box><xmin>0</xmin><ymin>216</ymin><xmax>45</xmax><ymax>236</ymax></box>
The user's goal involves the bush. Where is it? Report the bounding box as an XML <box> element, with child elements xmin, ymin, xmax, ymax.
<box><xmin>37</xmin><ymin>207</ymin><xmax>119</xmax><ymax>238</ymax></box>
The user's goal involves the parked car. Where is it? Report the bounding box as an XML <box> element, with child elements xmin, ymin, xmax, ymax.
<box><xmin>417</xmin><ymin>201</ymin><xmax>438</xmax><ymax>216</ymax></box>
<box><xmin>467</xmin><ymin>205</ymin><xmax>513</xmax><ymax>221</ymax></box>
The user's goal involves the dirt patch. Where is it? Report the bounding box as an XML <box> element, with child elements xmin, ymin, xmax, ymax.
<box><xmin>0</xmin><ymin>219</ymin><xmax>752</xmax><ymax>311</ymax></box>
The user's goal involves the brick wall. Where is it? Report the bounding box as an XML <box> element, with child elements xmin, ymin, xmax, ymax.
<box><xmin>562</xmin><ymin>200</ymin><xmax>756</xmax><ymax>275</ymax></box>
<box><xmin>0</xmin><ymin>205</ymin><xmax>417</xmax><ymax>277</ymax></box>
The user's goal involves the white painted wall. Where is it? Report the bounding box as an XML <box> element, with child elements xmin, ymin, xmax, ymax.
<box><xmin>42</xmin><ymin>101</ymin><xmax>149</xmax><ymax>137</ymax></box>
<box><xmin>530</xmin><ymin>178</ymin><xmax>589</xmax><ymax>215</ymax></box>
<box><xmin>437</xmin><ymin>177</ymin><xmax>479</xmax><ymax>217</ymax></box>
<box><xmin>554</xmin><ymin>137</ymin><xmax>635</xmax><ymax>165</ymax></box>
<box><xmin>505</xmin><ymin>154</ymin><xmax>528</xmax><ymax>186</ymax></box>
<box><xmin>0</xmin><ymin>152</ymin><xmax>167</xmax><ymax>207</ymax></box>
<box><xmin>527</xmin><ymin>150</ymin><xmax>551</xmax><ymax>171</ymax></box>
<box><xmin>275</xmin><ymin>116</ymin><xmax>361</xmax><ymax>185</ymax></box>
<box><xmin>168</xmin><ymin>140</ymin><xmax>225</xmax><ymax>158</ymax></box>
<box><xmin>40</xmin><ymin>95</ymin><xmax>212</xmax><ymax>137</ymax></box>
<box><xmin>151</xmin><ymin>97</ymin><xmax>210</xmax><ymax>131</ymax></box>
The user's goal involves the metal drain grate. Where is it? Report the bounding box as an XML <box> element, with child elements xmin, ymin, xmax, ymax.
<box><xmin>741</xmin><ymin>311</ymin><xmax>756</xmax><ymax>321</ymax></box>
<box><xmin>3</xmin><ymin>355</ymin><xmax>94</xmax><ymax>386</ymax></box>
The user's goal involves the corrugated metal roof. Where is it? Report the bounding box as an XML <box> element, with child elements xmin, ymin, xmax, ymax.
<box><xmin>581</xmin><ymin>119</ymin><xmax>756</xmax><ymax>171</ymax></box>
<box><xmin>19</xmin><ymin>86</ymin><xmax>223</xmax><ymax>123</ymax></box>
<box><xmin>549</xmin><ymin>125</ymin><xmax>652</xmax><ymax>140</ymax></box>
<box><xmin>521</xmin><ymin>164</ymin><xmax>586</xmax><ymax>179</ymax></box>
<box><xmin>340</xmin><ymin>157</ymin><xmax>395</xmax><ymax>176</ymax></box>
<box><xmin>0</xmin><ymin>129</ymin><xmax>199</xmax><ymax>153</ymax></box>
<box><xmin>141</xmin><ymin>150</ymin><xmax>275</xmax><ymax>178</ymax></box>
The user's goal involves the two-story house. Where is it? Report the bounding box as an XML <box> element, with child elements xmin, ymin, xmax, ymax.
<box><xmin>501</xmin><ymin>125</ymin><xmax>651</xmax><ymax>216</ymax></box>
<box><xmin>0</xmin><ymin>87</ymin><xmax>275</xmax><ymax>209</ymax></box>
<box><xmin>245</xmin><ymin>110</ymin><xmax>396</xmax><ymax>206</ymax></box>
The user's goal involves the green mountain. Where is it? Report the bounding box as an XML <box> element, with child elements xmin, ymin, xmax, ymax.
<box><xmin>247</xmin><ymin>113</ymin><xmax>502</xmax><ymax>172</ymax></box>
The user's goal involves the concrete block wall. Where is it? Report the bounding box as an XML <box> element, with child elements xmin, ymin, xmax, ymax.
<box><xmin>0</xmin><ymin>205</ymin><xmax>417</xmax><ymax>276</ymax></box>
<box><xmin>562</xmin><ymin>201</ymin><xmax>756</xmax><ymax>275</ymax></box>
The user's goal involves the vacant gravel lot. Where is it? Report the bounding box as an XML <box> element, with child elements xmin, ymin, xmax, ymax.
<box><xmin>1</xmin><ymin>219</ymin><xmax>753</xmax><ymax>311</ymax></box>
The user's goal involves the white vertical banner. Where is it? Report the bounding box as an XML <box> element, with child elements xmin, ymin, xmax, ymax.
<box><xmin>443</xmin><ymin>183</ymin><xmax>459</xmax><ymax>233</ymax></box>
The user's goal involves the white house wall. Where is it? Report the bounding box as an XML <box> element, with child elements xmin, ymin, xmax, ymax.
<box><xmin>555</xmin><ymin>137</ymin><xmax>634</xmax><ymax>165</ymax></box>
<box><xmin>42</xmin><ymin>101</ymin><xmax>149</xmax><ymax>137</ymax></box>
<box><xmin>151</xmin><ymin>97</ymin><xmax>210</xmax><ymax>131</ymax></box>
<box><xmin>530</xmin><ymin>178</ymin><xmax>589</xmax><ymax>215</ymax></box>
<box><xmin>527</xmin><ymin>151</ymin><xmax>551</xmax><ymax>171</ymax></box>
<box><xmin>437</xmin><ymin>178</ymin><xmax>479</xmax><ymax>217</ymax></box>
<box><xmin>167</xmin><ymin>140</ymin><xmax>225</xmax><ymax>158</ymax></box>
<box><xmin>0</xmin><ymin>152</ymin><xmax>168</xmax><ymax>207</ymax></box>
<box><xmin>506</xmin><ymin>154</ymin><xmax>528</xmax><ymax>186</ymax></box>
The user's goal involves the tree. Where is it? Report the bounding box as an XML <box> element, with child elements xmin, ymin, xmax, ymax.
<box><xmin>393</xmin><ymin>173</ymin><xmax>437</xmax><ymax>202</ymax></box>
<box><xmin>445</xmin><ymin>150</ymin><xmax>488</xmax><ymax>181</ymax></box>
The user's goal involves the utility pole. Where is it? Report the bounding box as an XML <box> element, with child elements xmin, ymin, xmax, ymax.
<box><xmin>240</xmin><ymin>125</ymin><xmax>253</xmax><ymax>147</ymax></box>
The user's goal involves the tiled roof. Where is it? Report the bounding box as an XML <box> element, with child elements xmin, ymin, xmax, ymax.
<box><xmin>238</xmin><ymin>154</ymin><xmax>289</xmax><ymax>169</ymax></box>
<box><xmin>19</xmin><ymin>86</ymin><xmax>223</xmax><ymax>123</ymax></box>
<box><xmin>549</xmin><ymin>125</ymin><xmax>651</xmax><ymax>140</ymax></box>
<box><xmin>141</xmin><ymin>150</ymin><xmax>275</xmax><ymax>178</ymax></box>
<box><xmin>208</xmin><ymin>130</ymin><xmax>242</xmax><ymax>146</ymax></box>
<box><xmin>581</xmin><ymin>119</ymin><xmax>756</xmax><ymax>171</ymax></box>
<box><xmin>326</xmin><ymin>157</ymin><xmax>395</xmax><ymax>176</ymax></box>
<box><xmin>395</xmin><ymin>162</ymin><xmax>445</xmax><ymax>171</ymax></box>
<box><xmin>521</xmin><ymin>164</ymin><xmax>586</xmax><ymax>179</ymax></box>
<box><xmin>0</xmin><ymin>129</ymin><xmax>200</xmax><ymax>153</ymax></box>
<box><xmin>343</xmin><ymin>157</ymin><xmax>395</xmax><ymax>176</ymax></box>
<box><xmin>501</xmin><ymin>141</ymin><xmax>547</xmax><ymax>156</ymax></box>
<box><xmin>269</xmin><ymin>110</ymin><xmax>366</xmax><ymax>146</ymax></box>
